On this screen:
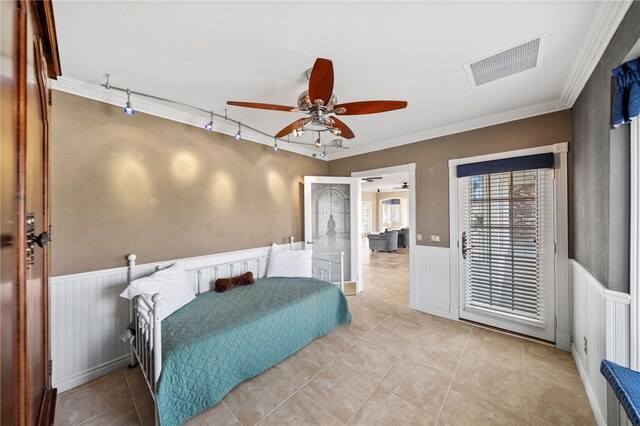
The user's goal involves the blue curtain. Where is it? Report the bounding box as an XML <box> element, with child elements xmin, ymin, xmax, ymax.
<box><xmin>612</xmin><ymin>57</ymin><xmax>640</xmax><ymax>127</ymax></box>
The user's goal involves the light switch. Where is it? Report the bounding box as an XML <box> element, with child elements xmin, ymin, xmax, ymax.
<box><xmin>416</xmin><ymin>233</ymin><xmax>423</xmax><ymax>242</ymax></box>
<box><xmin>430</xmin><ymin>234</ymin><xmax>441</xmax><ymax>243</ymax></box>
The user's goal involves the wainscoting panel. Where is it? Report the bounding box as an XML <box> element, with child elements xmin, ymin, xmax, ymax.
<box><xmin>570</xmin><ymin>259</ymin><xmax>631</xmax><ymax>426</ymax></box>
<box><xmin>50</xmin><ymin>243</ymin><xmax>303</xmax><ymax>392</ymax></box>
<box><xmin>412</xmin><ymin>245</ymin><xmax>452</xmax><ymax>318</ymax></box>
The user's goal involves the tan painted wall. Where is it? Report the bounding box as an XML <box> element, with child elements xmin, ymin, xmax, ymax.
<box><xmin>329</xmin><ymin>110</ymin><xmax>571</xmax><ymax>248</ymax></box>
<box><xmin>51</xmin><ymin>91</ymin><xmax>328</xmax><ymax>275</ymax></box>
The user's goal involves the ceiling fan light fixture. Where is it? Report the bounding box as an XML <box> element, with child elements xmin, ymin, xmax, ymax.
<box><xmin>330</xmin><ymin>128</ymin><xmax>341</xmax><ymax>136</ymax></box>
<box><xmin>315</xmin><ymin>137</ymin><xmax>321</xmax><ymax>148</ymax></box>
<box><xmin>292</xmin><ymin>128</ymin><xmax>305</xmax><ymax>138</ymax></box>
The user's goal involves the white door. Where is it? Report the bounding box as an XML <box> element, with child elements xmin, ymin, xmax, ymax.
<box><xmin>304</xmin><ymin>176</ymin><xmax>361</xmax><ymax>292</ymax></box>
<box><xmin>458</xmin><ymin>168</ymin><xmax>555</xmax><ymax>341</ymax></box>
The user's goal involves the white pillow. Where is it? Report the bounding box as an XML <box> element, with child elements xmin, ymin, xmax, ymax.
<box><xmin>267</xmin><ymin>243</ymin><xmax>313</xmax><ymax>278</ymax></box>
<box><xmin>120</xmin><ymin>262</ymin><xmax>195</xmax><ymax>321</ymax></box>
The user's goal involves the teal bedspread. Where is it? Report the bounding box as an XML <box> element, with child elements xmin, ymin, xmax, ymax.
<box><xmin>156</xmin><ymin>277</ymin><xmax>351</xmax><ymax>426</ymax></box>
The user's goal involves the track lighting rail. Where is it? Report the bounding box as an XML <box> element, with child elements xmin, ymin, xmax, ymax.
<box><xmin>101</xmin><ymin>75</ymin><xmax>313</xmax><ymax>150</ymax></box>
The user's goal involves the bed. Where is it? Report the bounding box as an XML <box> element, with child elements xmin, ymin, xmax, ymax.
<box><xmin>125</xmin><ymin>247</ymin><xmax>351</xmax><ymax>426</ymax></box>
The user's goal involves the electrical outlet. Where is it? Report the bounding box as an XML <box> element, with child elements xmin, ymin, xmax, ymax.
<box><xmin>416</xmin><ymin>233</ymin><xmax>423</xmax><ymax>242</ymax></box>
<box><xmin>583</xmin><ymin>336</ymin><xmax>588</xmax><ymax>355</ymax></box>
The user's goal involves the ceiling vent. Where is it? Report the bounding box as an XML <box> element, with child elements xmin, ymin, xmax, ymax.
<box><xmin>464</xmin><ymin>34</ymin><xmax>547</xmax><ymax>88</ymax></box>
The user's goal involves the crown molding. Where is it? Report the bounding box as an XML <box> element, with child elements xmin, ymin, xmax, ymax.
<box><xmin>326</xmin><ymin>99</ymin><xmax>570</xmax><ymax>160</ymax></box>
<box><xmin>49</xmin><ymin>76</ymin><xmax>322</xmax><ymax>159</ymax></box>
<box><xmin>560</xmin><ymin>0</ymin><xmax>632</xmax><ymax>107</ymax></box>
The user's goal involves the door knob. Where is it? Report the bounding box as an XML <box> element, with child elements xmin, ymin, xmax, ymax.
<box><xmin>33</xmin><ymin>231</ymin><xmax>49</xmax><ymax>248</ymax></box>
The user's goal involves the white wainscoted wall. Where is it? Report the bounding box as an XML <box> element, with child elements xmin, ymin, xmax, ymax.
<box><xmin>570</xmin><ymin>259</ymin><xmax>631</xmax><ymax>426</ymax></box>
<box><xmin>50</xmin><ymin>243</ymin><xmax>303</xmax><ymax>393</ymax></box>
<box><xmin>411</xmin><ymin>245</ymin><xmax>453</xmax><ymax>318</ymax></box>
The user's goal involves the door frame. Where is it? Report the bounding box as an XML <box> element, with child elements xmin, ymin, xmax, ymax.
<box><xmin>351</xmin><ymin>164</ymin><xmax>416</xmax><ymax>301</ymax></box>
<box><xmin>448</xmin><ymin>143</ymin><xmax>569</xmax><ymax>349</ymax></box>
<box><xmin>303</xmin><ymin>176</ymin><xmax>361</xmax><ymax>291</ymax></box>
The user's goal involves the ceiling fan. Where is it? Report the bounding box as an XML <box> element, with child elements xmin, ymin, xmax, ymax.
<box><xmin>393</xmin><ymin>182</ymin><xmax>410</xmax><ymax>190</ymax></box>
<box><xmin>227</xmin><ymin>58</ymin><xmax>408</xmax><ymax>141</ymax></box>
<box><xmin>361</xmin><ymin>176</ymin><xmax>383</xmax><ymax>182</ymax></box>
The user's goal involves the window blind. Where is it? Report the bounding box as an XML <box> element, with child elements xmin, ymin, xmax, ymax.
<box><xmin>460</xmin><ymin>168</ymin><xmax>554</xmax><ymax>326</ymax></box>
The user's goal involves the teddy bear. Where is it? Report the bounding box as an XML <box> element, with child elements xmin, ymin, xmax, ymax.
<box><xmin>214</xmin><ymin>271</ymin><xmax>255</xmax><ymax>293</ymax></box>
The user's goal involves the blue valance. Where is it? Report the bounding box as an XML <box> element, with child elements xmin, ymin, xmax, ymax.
<box><xmin>457</xmin><ymin>153</ymin><xmax>554</xmax><ymax>178</ymax></box>
<box><xmin>612</xmin><ymin>57</ymin><xmax>640</xmax><ymax>127</ymax></box>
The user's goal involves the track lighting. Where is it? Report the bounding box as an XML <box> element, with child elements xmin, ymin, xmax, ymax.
<box><xmin>235</xmin><ymin>122</ymin><xmax>242</xmax><ymax>140</ymax></box>
<box><xmin>292</xmin><ymin>128</ymin><xmax>305</xmax><ymax>138</ymax></box>
<box><xmin>273</xmin><ymin>139</ymin><xmax>279</xmax><ymax>152</ymax></box>
<box><xmin>124</xmin><ymin>89</ymin><xmax>135</xmax><ymax>115</ymax></box>
<box><xmin>320</xmin><ymin>149</ymin><xmax>327</xmax><ymax>158</ymax></box>
<box><xmin>204</xmin><ymin>111</ymin><xmax>214</xmax><ymax>131</ymax></box>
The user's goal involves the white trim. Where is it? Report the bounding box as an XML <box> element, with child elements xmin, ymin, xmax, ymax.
<box><xmin>572</xmin><ymin>344</ymin><xmax>607</xmax><ymax>426</ymax></box>
<box><xmin>631</xmin><ymin>117</ymin><xmax>640</xmax><ymax>370</ymax></box>
<box><xmin>351</xmin><ymin>164</ymin><xmax>416</xmax><ymax>302</ymax></box>
<box><xmin>47</xmin><ymin>0</ymin><xmax>630</xmax><ymax>163</ymax></box>
<box><xmin>448</xmin><ymin>143</ymin><xmax>569</xmax><ymax>347</ymax></box>
<box><xmin>55</xmin><ymin>355</ymin><xmax>130</xmax><ymax>394</ymax></box>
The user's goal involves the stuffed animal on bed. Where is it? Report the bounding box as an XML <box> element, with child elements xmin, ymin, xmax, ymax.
<box><xmin>215</xmin><ymin>272</ymin><xmax>255</xmax><ymax>293</ymax></box>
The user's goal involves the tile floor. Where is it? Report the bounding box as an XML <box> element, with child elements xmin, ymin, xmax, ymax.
<box><xmin>56</xmin><ymin>247</ymin><xmax>595</xmax><ymax>425</ymax></box>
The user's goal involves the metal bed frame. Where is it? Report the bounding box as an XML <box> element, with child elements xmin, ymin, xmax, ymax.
<box><xmin>126</xmin><ymin>241</ymin><xmax>344</xmax><ymax>425</ymax></box>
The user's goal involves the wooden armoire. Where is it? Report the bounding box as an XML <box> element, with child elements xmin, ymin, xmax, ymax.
<box><xmin>1</xmin><ymin>1</ymin><xmax>60</xmax><ymax>424</ymax></box>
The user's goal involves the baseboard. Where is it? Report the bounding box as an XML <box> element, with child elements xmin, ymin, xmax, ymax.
<box><xmin>412</xmin><ymin>304</ymin><xmax>456</xmax><ymax>320</ymax></box>
<box><xmin>572</xmin><ymin>343</ymin><xmax>606</xmax><ymax>426</ymax></box>
<box><xmin>54</xmin><ymin>355</ymin><xmax>130</xmax><ymax>393</ymax></box>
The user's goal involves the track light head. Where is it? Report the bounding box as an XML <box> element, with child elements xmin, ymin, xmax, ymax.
<box><xmin>320</xmin><ymin>149</ymin><xmax>327</xmax><ymax>158</ymax></box>
<box><xmin>204</xmin><ymin>112</ymin><xmax>214</xmax><ymax>131</ymax></box>
<box><xmin>235</xmin><ymin>122</ymin><xmax>242</xmax><ymax>140</ymax></box>
<box><xmin>273</xmin><ymin>139</ymin><xmax>279</xmax><ymax>152</ymax></box>
<box><xmin>124</xmin><ymin>89</ymin><xmax>135</xmax><ymax>115</ymax></box>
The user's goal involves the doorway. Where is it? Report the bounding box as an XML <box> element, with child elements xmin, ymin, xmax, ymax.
<box><xmin>351</xmin><ymin>164</ymin><xmax>416</xmax><ymax>308</ymax></box>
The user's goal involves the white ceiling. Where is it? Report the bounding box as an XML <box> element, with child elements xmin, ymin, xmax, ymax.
<box><xmin>51</xmin><ymin>1</ymin><xmax>631</xmax><ymax>160</ymax></box>
<box><xmin>361</xmin><ymin>172</ymin><xmax>410</xmax><ymax>193</ymax></box>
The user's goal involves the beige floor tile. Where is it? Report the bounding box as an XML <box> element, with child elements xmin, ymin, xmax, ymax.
<box><xmin>527</xmin><ymin>414</ymin><xmax>557</xmax><ymax>426</ymax></box>
<box><xmin>302</xmin><ymin>364</ymin><xmax>376</xmax><ymax>423</ymax></box>
<box><xmin>348</xmin><ymin>387</ymin><xmax>437</xmax><ymax>426</ymax></box>
<box><xmin>223</xmin><ymin>369</ymin><xmax>296</xmax><ymax>426</ymax></box>
<box><xmin>379</xmin><ymin>357</ymin><xmax>451</xmax><ymax>417</ymax></box>
<box><xmin>308</xmin><ymin>329</ymin><xmax>358</xmax><ymax>360</ymax></box>
<box><xmin>124</xmin><ymin>366</ymin><xmax>156</xmax><ymax>426</ymax></box>
<box><xmin>454</xmin><ymin>351</ymin><xmax>526</xmax><ymax>409</ymax></box>
<box><xmin>462</xmin><ymin>335</ymin><xmax>524</xmax><ymax>373</ymax></box>
<box><xmin>77</xmin><ymin>400</ymin><xmax>140</xmax><ymax>426</ymax></box>
<box><xmin>361</xmin><ymin>323</ymin><xmax>412</xmax><ymax>357</ymax></box>
<box><xmin>525</xmin><ymin>374</ymin><xmax>596</xmax><ymax>426</ymax></box>
<box><xmin>440</xmin><ymin>383</ymin><xmax>529</xmax><ymax>426</ymax></box>
<box><xmin>187</xmin><ymin>402</ymin><xmax>240</xmax><ymax>426</ymax></box>
<box><xmin>56</xmin><ymin>370</ymin><xmax>133</xmax><ymax>425</ymax></box>
<box><xmin>258</xmin><ymin>392</ymin><xmax>342</xmax><ymax>426</ymax></box>
<box><xmin>469</xmin><ymin>326</ymin><xmax>524</xmax><ymax>351</ymax></box>
<box><xmin>402</xmin><ymin>323</ymin><xmax>470</xmax><ymax>378</ymax></box>
<box><xmin>377</xmin><ymin>313</ymin><xmax>425</xmax><ymax>338</ymax></box>
<box><xmin>272</xmin><ymin>345</ymin><xmax>335</xmax><ymax>388</ymax></box>
<box><xmin>333</xmin><ymin>340</ymin><xmax>399</xmax><ymax>383</ymax></box>
<box><xmin>429</xmin><ymin>316</ymin><xmax>473</xmax><ymax>333</ymax></box>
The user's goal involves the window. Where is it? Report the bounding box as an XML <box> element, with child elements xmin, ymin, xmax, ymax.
<box><xmin>362</xmin><ymin>201</ymin><xmax>372</xmax><ymax>233</ymax></box>
<box><xmin>459</xmin><ymin>166</ymin><xmax>555</xmax><ymax>340</ymax></box>
<box><xmin>381</xmin><ymin>199</ymin><xmax>401</xmax><ymax>229</ymax></box>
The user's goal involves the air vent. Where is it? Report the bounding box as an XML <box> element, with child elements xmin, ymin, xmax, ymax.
<box><xmin>464</xmin><ymin>35</ymin><xmax>547</xmax><ymax>87</ymax></box>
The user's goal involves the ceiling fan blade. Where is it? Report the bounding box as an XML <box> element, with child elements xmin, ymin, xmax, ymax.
<box><xmin>275</xmin><ymin>118</ymin><xmax>308</xmax><ymax>138</ymax></box>
<box><xmin>308</xmin><ymin>58</ymin><xmax>334</xmax><ymax>106</ymax></box>
<box><xmin>330</xmin><ymin>116</ymin><xmax>355</xmax><ymax>139</ymax></box>
<box><xmin>227</xmin><ymin>101</ymin><xmax>298</xmax><ymax>112</ymax></box>
<box><xmin>333</xmin><ymin>100</ymin><xmax>407</xmax><ymax>115</ymax></box>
